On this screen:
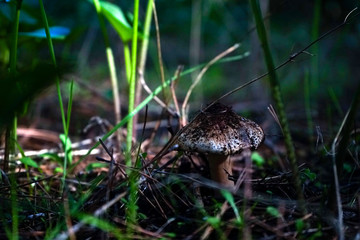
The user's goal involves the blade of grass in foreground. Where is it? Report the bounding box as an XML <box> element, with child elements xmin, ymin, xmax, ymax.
<box><xmin>4</xmin><ymin>0</ymin><xmax>21</xmax><ymax>174</ymax></box>
<box><xmin>125</xmin><ymin>0</ymin><xmax>140</xmax><ymax>230</ymax></box>
<box><xmin>249</xmin><ymin>0</ymin><xmax>306</xmax><ymax>214</ymax></box>
<box><xmin>38</xmin><ymin>1</ymin><xmax>77</xmax><ymax>209</ymax></box>
<box><xmin>7</xmin><ymin>1</ymin><xmax>21</xmax><ymax>238</ymax></box>
<box><xmin>126</xmin><ymin>0</ymin><xmax>140</xmax><ymax>168</ymax></box>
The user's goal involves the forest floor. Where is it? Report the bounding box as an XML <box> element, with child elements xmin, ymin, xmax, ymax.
<box><xmin>1</xmin><ymin>100</ymin><xmax>359</xmax><ymax>240</ymax></box>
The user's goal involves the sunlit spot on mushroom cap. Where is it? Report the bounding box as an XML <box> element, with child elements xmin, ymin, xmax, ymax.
<box><xmin>177</xmin><ymin>103</ymin><xmax>264</xmax><ymax>155</ymax></box>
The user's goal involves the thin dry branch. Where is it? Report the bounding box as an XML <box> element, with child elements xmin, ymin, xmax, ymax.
<box><xmin>181</xmin><ymin>43</ymin><xmax>240</xmax><ymax>125</ymax></box>
<box><xmin>170</xmin><ymin>65</ymin><xmax>183</xmax><ymax>126</ymax></box>
<box><xmin>152</xmin><ymin>0</ymin><xmax>167</xmax><ymax>101</ymax></box>
<box><xmin>139</xmin><ymin>71</ymin><xmax>177</xmax><ymax>116</ymax></box>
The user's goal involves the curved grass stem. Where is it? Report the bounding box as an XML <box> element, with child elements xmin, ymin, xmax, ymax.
<box><xmin>93</xmin><ymin>0</ymin><xmax>122</xmax><ymax>147</ymax></box>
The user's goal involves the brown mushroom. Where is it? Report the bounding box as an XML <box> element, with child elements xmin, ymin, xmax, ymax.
<box><xmin>176</xmin><ymin>103</ymin><xmax>264</xmax><ymax>187</ymax></box>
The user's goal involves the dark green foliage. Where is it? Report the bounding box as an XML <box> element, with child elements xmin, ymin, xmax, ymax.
<box><xmin>0</xmin><ymin>62</ymin><xmax>69</xmax><ymax>130</ymax></box>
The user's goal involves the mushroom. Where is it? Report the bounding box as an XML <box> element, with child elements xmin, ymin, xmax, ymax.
<box><xmin>176</xmin><ymin>103</ymin><xmax>264</xmax><ymax>187</ymax></box>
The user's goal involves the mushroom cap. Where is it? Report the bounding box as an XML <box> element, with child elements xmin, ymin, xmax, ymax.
<box><xmin>177</xmin><ymin>103</ymin><xmax>264</xmax><ymax>155</ymax></box>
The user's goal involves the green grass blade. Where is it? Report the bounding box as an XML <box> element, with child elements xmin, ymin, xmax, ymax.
<box><xmin>7</xmin><ymin>2</ymin><xmax>21</xmax><ymax>238</ymax></box>
<box><xmin>125</xmin><ymin>0</ymin><xmax>140</xmax><ymax>229</ymax></box>
<box><xmin>221</xmin><ymin>190</ymin><xmax>242</xmax><ymax>224</ymax></box>
<box><xmin>138</xmin><ymin>0</ymin><xmax>153</xmax><ymax>72</ymax></box>
<box><xmin>66</xmin><ymin>80</ymin><xmax>74</xmax><ymax>134</ymax></box>
<box><xmin>311</xmin><ymin>0</ymin><xmax>321</xmax><ymax>91</ymax></box>
<box><xmin>38</xmin><ymin>0</ymin><xmax>67</xmax><ymax>136</ymax></box>
<box><xmin>249</xmin><ymin>0</ymin><xmax>306</xmax><ymax>214</ymax></box>
<box><xmin>126</xmin><ymin>0</ymin><xmax>140</xmax><ymax>167</ymax></box>
<box><xmin>4</xmin><ymin>0</ymin><xmax>21</xmax><ymax>174</ymax></box>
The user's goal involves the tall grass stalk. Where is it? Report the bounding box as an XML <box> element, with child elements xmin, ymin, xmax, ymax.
<box><xmin>125</xmin><ymin>0</ymin><xmax>140</xmax><ymax>227</ymax></box>
<box><xmin>4</xmin><ymin>0</ymin><xmax>21</xmax><ymax>173</ymax></box>
<box><xmin>39</xmin><ymin>0</ymin><xmax>73</xmax><ymax>196</ymax></box>
<box><xmin>38</xmin><ymin>0</ymin><xmax>66</xmax><ymax>133</ymax></box>
<box><xmin>9</xmin><ymin>1</ymin><xmax>20</xmax><ymax>104</ymax></box>
<box><xmin>133</xmin><ymin>0</ymin><xmax>153</xmax><ymax>140</ymax></box>
<box><xmin>62</xmin><ymin>81</ymin><xmax>74</xmax><ymax>180</ymax></box>
<box><xmin>311</xmin><ymin>0</ymin><xmax>321</xmax><ymax>91</ymax></box>
<box><xmin>92</xmin><ymin>0</ymin><xmax>122</xmax><ymax>147</ymax></box>
<box><xmin>6</xmin><ymin>2</ymin><xmax>21</xmax><ymax>238</ymax></box>
<box><xmin>138</xmin><ymin>0</ymin><xmax>153</xmax><ymax>74</ymax></box>
<box><xmin>66</xmin><ymin>81</ymin><xmax>74</xmax><ymax>136</ymax></box>
<box><xmin>249</xmin><ymin>0</ymin><xmax>306</xmax><ymax>214</ymax></box>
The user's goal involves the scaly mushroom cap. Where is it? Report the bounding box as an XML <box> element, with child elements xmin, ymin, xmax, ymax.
<box><xmin>177</xmin><ymin>103</ymin><xmax>264</xmax><ymax>155</ymax></box>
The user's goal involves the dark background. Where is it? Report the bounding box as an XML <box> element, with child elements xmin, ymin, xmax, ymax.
<box><xmin>1</xmin><ymin>0</ymin><xmax>359</xmax><ymax>144</ymax></box>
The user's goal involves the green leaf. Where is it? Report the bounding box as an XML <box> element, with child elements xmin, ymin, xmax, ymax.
<box><xmin>309</xmin><ymin>230</ymin><xmax>322</xmax><ymax>239</ymax></box>
<box><xmin>266</xmin><ymin>206</ymin><xmax>281</xmax><ymax>218</ymax></box>
<box><xmin>138</xmin><ymin>213</ymin><xmax>147</xmax><ymax>220</ymax></box>
<box><xmin>85</xmin><ymin>162</ymin><xmax>108</xmax><ymax>172</ymax></box>
<box><xmin>19</xmin><ymin>157</ymin><xmax>39</xmax><ymax>168</ymax></box>
<box><xmin>301</xmin><ymin>168</ymin><xmax>317</xmax><ymax>181</ymax></box>
<box><xmin>251</xmin><ymin>151</ymin><xmax>265</xmax><ymax>167</ymax></box>
<box><xmin>295</xmin><ymin>219</ymin><xmax>305</xmax><ymax>233</ymax></box>
<box><xmin>343</xmin><ymin>163</ymin><xmax>352</xmax><ymax>173</ymax></box>
<box><xmin>55</xmin><ymin>167</ymin><xmax>64</xmax><ymax>173</ymax></box>
<box><xmin>165</xmin><ymin>233</ymin><xmax>176</xmax><ymax>238</ymax></box>
<box><xmin>99</xmin><ymin>1</ymin><xmax>133</xmax><ymax>43</ymax></box>
<box><xmin>59</xmin><ymin>134</ymin><xmax>73</xmax><ymax>164</ymax></box>
<box><xmin>41</xmin><ymin>153</ymin><xmax>62</xmax><ymax>164</ymax></box>
<box><xmin>206</xmin><ymin>216</ymin><xmax>220</xmax><ymax>227</ymax></box>
<box><xmin>220</xmin><ymin>190</ymin><xmax>242</xmax><ymax>224</ymax></box>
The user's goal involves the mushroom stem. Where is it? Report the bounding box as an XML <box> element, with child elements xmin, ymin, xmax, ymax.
<box><xmin>207</xmin><ymin>154</ymin><xmax>233</xmax><ymax>187</ymax></box>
